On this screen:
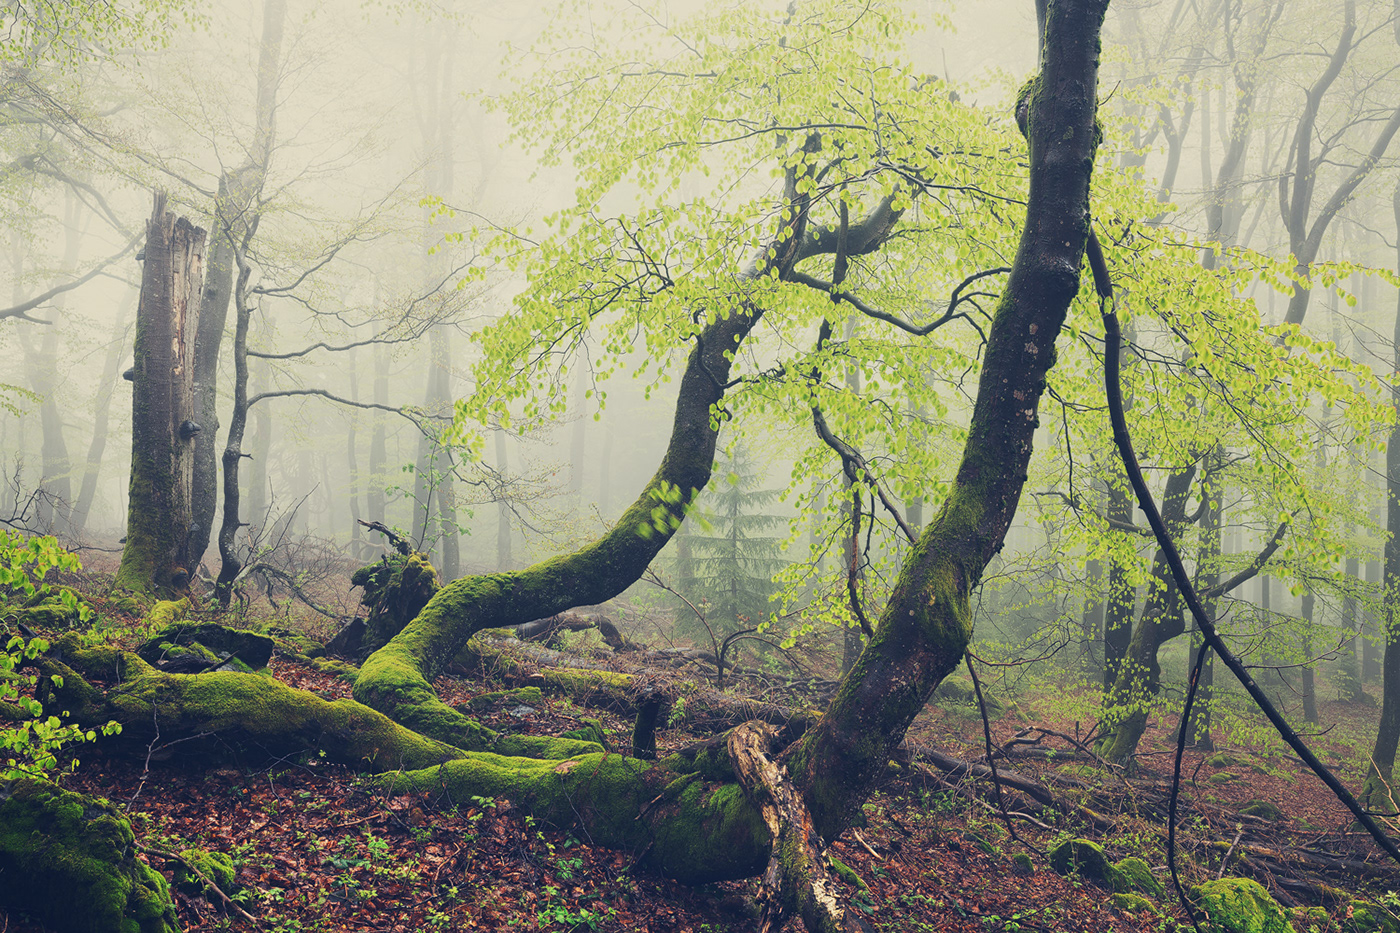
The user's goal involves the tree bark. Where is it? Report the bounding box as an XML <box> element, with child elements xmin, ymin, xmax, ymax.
<box><xmin>1363</xmin><ymin>180</ymin><xmax>1400</xmax><ymax>809</ymax></box>
<box><xmin>785</xmin><ymin>0</ymin><xmax>1109</xmax><ymax>848</ymax></box>
<box><xmin>114</xmin><ymin>191</ymin><xmax>206</xmax><ymax>597</ymax></box>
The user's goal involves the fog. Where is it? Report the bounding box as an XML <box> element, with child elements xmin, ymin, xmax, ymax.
<box><xmin>2</xmin><ymin>0</ymin><xmax>1398</xmax><ymax>666</ymax></box>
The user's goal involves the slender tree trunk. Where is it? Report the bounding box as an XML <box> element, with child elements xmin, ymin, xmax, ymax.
<box><xmin>494</xmin><ymin>427</ymin><xmax>511</xmax><ymax>569</ymax></box>
<box><xmin>114</xmin><ymin>192</ymin><xmax>207</xmax><ymax>597</ymax></box>
<box><xmin>1364</xmin><ymin>180</ymin><xmax>1400</xmax><ymax>808</ymax></box>
<box><xmin>369</xmin><ymin>344</ymin><xmax>388</xmax><ymax>527</ymax></box>
<box><xmin>1104</xmin><ymin>477</ymin><xmax>1135</xmax><ymax>691</ymax></box>
<box><xmin>71</xmin><ymin>292</ymin><xmax>136</xmax><ymax>537</ymax></box>
<box><xmin>1187</xmin><ymin>454</ymin><xmax>1221</xmax><ymax>748</ymax></box>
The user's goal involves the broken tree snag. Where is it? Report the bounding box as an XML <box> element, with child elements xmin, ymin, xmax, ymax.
<box><xmin>115</xmin><ymin>190</ymin><xmax>207</xmax><ymax>598</ymax></box>
<box><xmin>728</xmin><ymin>722</ymin><xmax>872</xmax><ymax>933</ymax></box>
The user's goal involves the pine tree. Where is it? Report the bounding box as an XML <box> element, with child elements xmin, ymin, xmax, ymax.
<box><xmin>678</xmin><ymin>445</ymin><xmax>786</xmax><ymax>642</ymax></box>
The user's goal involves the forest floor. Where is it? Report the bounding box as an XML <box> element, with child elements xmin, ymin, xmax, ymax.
<box><xmin>4</xmin><ymin>562</ymin><xmax>1398</xmax><ymax>933</ymax></box>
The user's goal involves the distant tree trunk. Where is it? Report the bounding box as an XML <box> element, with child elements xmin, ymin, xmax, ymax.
<box><xmin>570</xmin><ymin>363</ymin><xmax>588</xmax><ymax>513</ymax></box>
<box><xmin>1367</xmin><ymin>556</ymin><xmax>1382</xmax><ymax>682</ymax></box>
<box><xmin>598</xmin><ymin>428</ymin><xmax>613</xmax><ymax>519</ymax></box>
<box><xmin>1186</xmin><ymin>467</ymin><xmax>1221</xmax><ymax>749</ymax></box>
<box><xmin>246</xmin><ymin>358</ymin><xmax>270</xmax><ymax>530</ymax></box>
<box><xmin>493</xmin><ymin>427</ymin><xmax>511</xmax><ymax>569</ymax></box>
<box><xmin>1103</xmin><ymin>477</ymin><xmax>1134</xmax><ymax>691</ymax></box>
<box><xmin>1300</xmin><ymin>590</ymin><xmax>1318</xmax><ymax>724</ymax></box>
<box><xmin>348</xmin><ymin>347</ymin><xmax>365</xmax><ymax>557</ymax></box>
<box><xmin>369</xmin><ymin>344</ymin><xmax>388</xmax><ymax>528</ymax></box>
<box><xmin>114</xmin><ymin>192</ymin><xmax>206</xmax><ymax>597</ymax></box>
<box><xmin>71</xmin><ymin>292</ymin><xmax>136</xmax><ymax>537</ymax></box>
<box><xmin>1363</xmin><ymin>180</ymin><xmax>1400</xmax><ymax>809</ymax></box>
<box><xmin>189</xmin><ymin>0</ymin><xmax>284</xmax><ymax>570</ymax></box>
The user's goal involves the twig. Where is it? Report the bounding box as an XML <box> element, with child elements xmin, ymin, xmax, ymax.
<box><xmin>1218</xmin><ymin>826</ymin><xmax>1244</xmax><ymax>880</ymax></box>
<box><xmin>966</xmin><ymin>652</ymin><xmax>1030</xmax><ymax>851</ymax></box>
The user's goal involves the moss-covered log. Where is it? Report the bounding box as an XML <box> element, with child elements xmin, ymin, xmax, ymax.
<box><xmin>0</xmin><ymin>778</ymin><xmax>179</xmax><ymax>933</ymax></box>
<box><xmin>37</xmin><ymin>637</ymin><xmax>772</xmax><ymax>887</ymax></box>
<box><xmin>374</xmin><ymin>745</ymin><xmax>771</xmax><ymax>885</ymax></box>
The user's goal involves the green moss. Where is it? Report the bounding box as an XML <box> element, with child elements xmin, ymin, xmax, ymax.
<box><xmin>1240</xmin><ymin>799</ymin><xmax>1284</xmax><ymax>821</ymax></box>
<box><xmin>1206</xmin><ymin>753</ymin><xmax>1240</xmax><ymax>768</ymax></box>
<box><xmin>1011</xmin><ymin>852</ymin><xmax>1034</xmax><ymax>875</ymax></box>
<box><xmin>49</xmin><ymin>640</ymin><xmax>463</xmax><ymax>773</ymax></box>
<box><xmin>142</xmin><ymin>599</ymin><xmax>189</xmax><ymax>630</ymax></box>
<box><xmin>1209</xmin><ymin>771</ymin><xmax>1239</xmax><ymax>785</ymax></box>
<box><xmin>1351</xmin><ymin>901</ymin><xmax>1400</xmax><ymax>933</ymax></box>
<box><xmin>0</xmin><ymin>778</ymin><xmax>178</xmax><ymax>933</ymax></box>
<box><xmin>828</xmin><ymin>855</ymin><xmax>867</xmax><ymax>891</ymax></box>
<box><xmin>1191</xmin><ymin>878</ymin><xmax>1296</xmax><ymax>933</ymax></box>
<box><xmin>1048</xmin><ymin>838</ymin><xmax>1120</xmax><ymax>888</ymax></box>
<box><xmin>1112</xmin><ymin>856</ymin><xmax>1163</xmax><ymax>897</ymax></box>
<box><xmin>376</xmin><ymin>751</ymin><xmax>768</xmax><ymax>884</ymax></box>
<box><xmin>172</xmin><ymin>848</ymin><xmax>237</xmax><ymax>897</ymax></box>
<box><xmin>1112</xmin><ymin>893</ymin><xmax>1160</xmax><ymax>914</ymax></box>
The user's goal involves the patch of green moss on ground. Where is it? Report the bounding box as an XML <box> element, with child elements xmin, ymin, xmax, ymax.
<box><xmin>0</xmin><ymin>778</ymin><xmax>178</xmax><ymax>933</ymax></box>
<box><xmin>1350</xmin><ymin>901</ymin><xmax>1400</xmax><ymax>933</ymax></box>
<box><xmin>1191</xmin><ymin>877</ymin><xmax>1295</xmax><ymax>933</ymax></box>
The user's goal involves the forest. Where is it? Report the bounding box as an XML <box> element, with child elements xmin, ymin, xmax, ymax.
<box><xmin>5</xmin><ymin>0</ymin><xmax>1400</xmax><ymax>930</ymax></box>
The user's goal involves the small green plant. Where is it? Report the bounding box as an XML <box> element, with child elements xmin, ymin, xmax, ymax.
<box><xmin>1</xmin><ymin>634</ymin><xmax>120</xmax><ymax>779</ymax></box>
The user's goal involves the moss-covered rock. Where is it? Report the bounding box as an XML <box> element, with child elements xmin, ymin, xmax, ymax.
<box><xmin>1048</xmin><ymin>837</ymin><xmax>1120</xmax><ymax>888</ymax></box>
<box><xmin>0</xmin><ymin>778</ymin><xmax>178</xmax><ymax>933</ymax></box>
<box><xmin>1113</xmin><ymin>892</ymin><xmax>1161</xmax><ymax>914</ymax></box>
<box><xmin>1240</xmin><ymin>799</ymin><xmax>1285</xmax><ymax>821</ymax></box>
<box><xmin>1350</xmin><ymin>900</ymin><xmax>1400</xmax><ymax>933</ymax></box>
<box><xmin>172</xmin><ymin>847</ymin><xmax>237</xmax><ymax>897</ymax></box>
<box><xmin>137</xmin><ymin>622</ymin><xmax>274</xmax><ymax>672</ymax></box>
<box><xmin>1112</xmin><ymin>856</ymin><xmax>1163</xmax><ymax>897</ymax></box>
<box><xmin>1191</xmin><ymin>877</ymin><xmax>1295</xmax><ymax>933</ymax></box>
<box><xmin>1011</xmin><ymin>852</ymin><xmax>1034</xmax><ymax>875</ymax></box>
<box><xmin>1209</xmin><ymin>771</ymin><xmax>1239</xmax><ymax>785</ymax></box>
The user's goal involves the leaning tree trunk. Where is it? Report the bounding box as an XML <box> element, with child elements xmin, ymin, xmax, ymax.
<box><xmin>113</xmin><ymin>192</ymin><xmax>207</xmax><ymax>598</ymax></box>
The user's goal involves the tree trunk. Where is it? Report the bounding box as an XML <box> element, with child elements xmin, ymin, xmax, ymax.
<box><xmin>1363</xmin><ymin>180</ymin><xmax>1400</xmax><ymax>809</ymax></box>
<box><xmin>114</xmin><ymin>191</ymin><xmax>206</xmax><ymax>597</ymax></box>
<box><xmin>1186</xmin><ymin>454</ymin><xmax>1221</xmax><ymax>748</ymax></box>
<box><xmin>71</xmin><ymin>293</ymin><xmax>136</xmax><ymax>537</ymax></box>
<box><xmin>189</xmin><ymin>0</ymin><xmax>285</xmax><ymax>571</ymax></box>
<box><xmin>494</xmin><ymin>426</ymin><xmax>512</xmax><ymax>569</ymax></box>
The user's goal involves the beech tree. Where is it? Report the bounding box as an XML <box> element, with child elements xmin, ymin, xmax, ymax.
<box><xmin>38</xmin><ymin>1</ymin><xmax>1116</xmax><ymax>929</ymax></box>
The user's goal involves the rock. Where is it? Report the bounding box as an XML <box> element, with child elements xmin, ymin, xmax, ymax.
<box><xmin>324</xmin><ymin>617</ymin><xmax>366</xmax><ymax>659</ymax></box>
<box><xmin>138</xmin><ymin>622</ymin><xmax>274</xmax><ymax>672</ymax></box>
<box><xmin>1350</xmin><ymin>901</ymin><xmax>1400</xmax><ymax>933</ymax></box>
<box><xmin>172</xmin><ymin>848</ymin><xmax>238</xmax><ymax>898</ymax></box>
<box><xmin>1048</xmin><ymin>838</ymin><xmax>1119</xmax><ymax>888</ymax></box>
<box><xmin>1011</xmin><ymin>852</ymin><xmax>1034</xmax><ymax>876</ymax></box>
<box><xmin>1208</xmin><ymin>771</ymin><xmax>1238</xmax><ymax>785</ymax></box>
<box><xmin>1240</xmin><ymin>799</ymin><xmax>1284</xmax><ymax>821</ymax></box>
<box><xmin>1112</xmin><ymin>892</ymin><xmax>1159</xmax><ymax>914</ymax></box>
<box><xmin>1112</xmin><ymin>856</ymin><xmax>1163</xmax><ymax>897</ymax></box>
<box><xmin>0</xmin><ymin>778</ymin><xmax>178</xmax><ymax>933</ymax></box>
<box><xmin>509</xmin><ymin>705</ymin><xmax>537</xmax><ymax>719</ymax></box>
<box><xmin>1191</xmin><ymin>877</ymin><xmax>1295</xmax><ymax>933</ymax></box>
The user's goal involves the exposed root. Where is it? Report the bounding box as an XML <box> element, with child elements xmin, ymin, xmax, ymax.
<box><xmin>728</xmin><ymin>721</ymin><xmax>873</xmax><ymax>933</ymax></box>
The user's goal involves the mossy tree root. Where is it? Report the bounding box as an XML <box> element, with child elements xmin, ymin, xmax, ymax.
<box><xmin>41</xmin><ymin>636</ymin><xmax>464</xmax><ymax>773</ymax></box>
